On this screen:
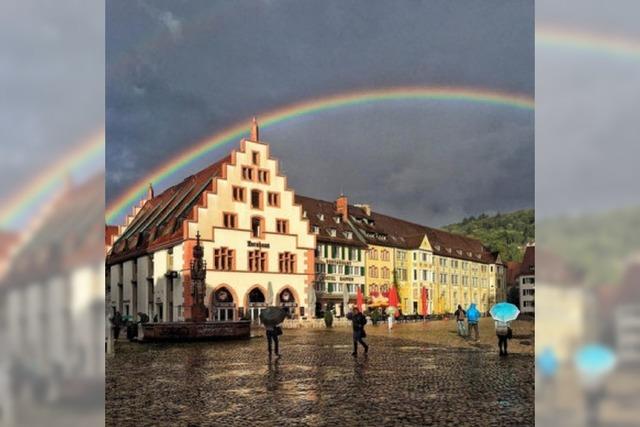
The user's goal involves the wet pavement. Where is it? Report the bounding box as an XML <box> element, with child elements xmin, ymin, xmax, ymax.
<box><xmin>107</xmin><ymin>319</ymin><xmax>534</xmax><ymax>426</ymax></box>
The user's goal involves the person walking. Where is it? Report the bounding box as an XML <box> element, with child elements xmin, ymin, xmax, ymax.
<box><xmin>454</xmin><ymin>305</ymin><xmax>467</xmax><ymax>336</ymax></box>
<box><xmin>495</xmin><ymin>319</ymin><xmax>511</xmax><ymax>356</ymax></box>
<box><xmin>265</xmin><ymin>323</ymin><xmax>282</xmax><ymax>358</ymax></box>
<box><xmin>467</xmin><ymin>303</ymin><xmax>480</xmax><ymax>341</ymax></box>
<box><xmin>347</xmin><ymin>307</ymin><xmax>369</xmax><ymax>356</ymax></box>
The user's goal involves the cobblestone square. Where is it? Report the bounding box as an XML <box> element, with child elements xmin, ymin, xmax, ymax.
<box><xmin>106</xmin><ymin>319</ymin><xmax>534</xmax><ymax>426</ymax></box>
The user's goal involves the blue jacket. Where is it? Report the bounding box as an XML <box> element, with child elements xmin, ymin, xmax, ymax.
<box><xmin>467</xmin><ymin>304</ymin><xmax>480</xmax><ymax>323</ymax></box>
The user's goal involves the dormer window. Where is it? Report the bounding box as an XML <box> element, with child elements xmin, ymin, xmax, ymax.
<box><xmin>456</xmin><ymin>249</ymin><xmax>463</xmax><ymax>255</ymax></box>
<box><xmin>302</xmin><ymin>211</ymin><xmax>307</xmax><ymax>218</ymax></box>
<box><xmin>312</xmin><ymin>226</ymin><xmax>320</xmax><ymax>234</ymax></box>
<box><xmin>344</xmin><ymin>231</ymin><xmax>353</xmax><ymax>239</ymax></box>
<box><xmin>446</xmin><ymin>247</ymin><xmax>452</xmax><ymax>253</ymax></box>
<box><xmin>334</xmin><ymin>216</ymin><xmax>341</xmax><ymax>224</ymax></box>
<box><xmin>329</xmin><ymin>228</ymin><xmax>337</xmax><ymax>237</ymax></box>
<box><xmin>435</xmin><ymin>245</ymin><xmax>440</xmax><ymax>251</ymax></box>
<box><xmin>467</xmin><ymin>251</ymin><xmax>472</xmax><ymax>257</ymax></box>
<box><xmin>317</xmin><ymin>214</ymin><xmax>325</xmax><ymax>221</ymax></box>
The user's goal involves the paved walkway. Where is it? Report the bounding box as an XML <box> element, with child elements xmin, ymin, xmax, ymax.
<box><xmin>107</xmin><ymin>319</ymin><xmax>534</xmax><ymax>426</ymax></box>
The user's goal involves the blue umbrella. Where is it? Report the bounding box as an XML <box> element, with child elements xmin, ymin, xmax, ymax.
<box><xmin>575</xmin><ymin>344</ymin><xmax>616</xmax><ymax>378</ymax></box>
<box><xmin>538</xmin><ymin>347</ymin><xmax>558</xmax><ymax>378</ymax></box>
<box><xmin>489</xmin><ymin>302</ymin><xmax>520</xmax><ymax>322</ymax></box>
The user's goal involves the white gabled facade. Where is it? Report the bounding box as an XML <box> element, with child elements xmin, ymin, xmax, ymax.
<box><xmin>108</xmin><ymin>121</ymin><xmax>316</xmax><ymax>324</ymax></box>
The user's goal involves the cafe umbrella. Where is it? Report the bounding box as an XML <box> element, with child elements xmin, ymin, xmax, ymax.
<box><xmin>308</xmin><ymin>284</ymin><xmax>317</xmax><ymax>318</ymax></box>
<box><xmin>342</xmin><ymin>284</ymin><xmax>350</xmax><ymax>316</ymax></box>
<box><xmin>356</xmin><ymin>285</ymin><xmax>364</xmax><ymax>311</ymax></box>
<box><xmin>267</xmin><ymin>281</ymin><xmax>275</xmax><ymax>306</ymax></box>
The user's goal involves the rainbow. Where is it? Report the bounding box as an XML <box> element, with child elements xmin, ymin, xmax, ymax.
<box><xmin>0</xmin><ymin>131</ymin><xmax>104</xmax><ymax>229</ymax></box>
<box><xmin>537</xmin><ymin>26</ymin><xmax>640</xmax><ymax>61</ymax></box>
<box><xmin>106</xmin><ymin>86</ymin><xmax>534</xmax><ymax>223</ymax></box>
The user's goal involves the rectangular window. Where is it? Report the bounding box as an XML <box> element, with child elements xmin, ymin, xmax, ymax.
<box><xmin>213</xmin><ymin>247</ymin><xmax>235</xmax><ymax>271</ymax></box>
<box><xmin>251</xmin><ymin>217</ymin><xmax>264</xmax><ymax>238</ymax></box>
<box><xmin>278</xmin><ymin>252</ymin><xmax>296</xmax><ymax>273</ymax></box>
<box><xmin>332</xmin><ymin>245</ymin><xmax>338</xmax><ymax>259</ymax></box>
<box><xmin>251</xmin><ymin>151</ymin><xmax>260</xmax><ymax>165</ymax></box>
<box><xmin>267</xmin><ymin>192</ymin><xmax>280</xmax><ymax>207</ymax></box>
<box><xmin>242</xmin><ymin>166</ymin><xmax>254</xmax><ymax>181</ymax></box>
<box><xmin>258</xmin><ymin>169</ymin><xmax>269</xmax><ymax>184</ymax></box>
<box><xmin>276</xmin><ymin>219</ymin><xmax>289</xmax><ymax>234</ymax></box>
<box><xmin>413</xmin><ymin>270</ymin><xmax>417</xmax><ymax>281</ymax></box>
<box><xmin>223</xmin><ymin>213</ymin><xmax>237</xmax><ymax>228</ymax></box>
<box><xmin>248</xmin><ymin>250</ymin><xmax>267</xmax><ymax>272</ymax></box>
<box><xmin>251</xmin><ymin>190</ymin><xmax>262</xmax><ymax>209</ymax></box>
<box><xmin>232</xmin><ymin>186</ymin><xmax>245</xmax><ymax>202</ymax></box>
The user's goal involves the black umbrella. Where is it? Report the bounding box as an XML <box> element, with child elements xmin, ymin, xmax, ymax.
<box><xmin>259</xmin><ymin>306</ymin><xmax>286</xmax><ymax>326</ymax></box>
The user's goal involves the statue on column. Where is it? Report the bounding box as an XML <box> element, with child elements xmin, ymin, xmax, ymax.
<box><xmin>189</xmin><ymin>231</ymin><xmax>208</xmax><ymax>322</ymax></box>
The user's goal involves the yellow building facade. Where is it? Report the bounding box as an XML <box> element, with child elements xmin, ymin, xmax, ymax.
<box><xmin>364</xmin><ymin>244</ymin><xmax>394</xmax><ymax>299</ymax></box>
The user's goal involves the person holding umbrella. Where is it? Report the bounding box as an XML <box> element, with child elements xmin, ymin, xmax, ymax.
<box><xmin>260</xmin><ymin>306</ymin><xmax>286</xmax><ymax>358</ymax></box>
<box><xmin>347</xmin><ymin>307</ymin><xmax>369</xmax><ymax>356</ymax></box>
<box><xmin>489</xmin><ymin>302</ymin><xmax>520</xmax><ymax>356</ymax></box>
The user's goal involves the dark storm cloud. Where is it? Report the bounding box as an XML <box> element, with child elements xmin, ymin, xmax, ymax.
<box><xmin>107</xmin><ymin>0</ymin><xmax>534</xmax><ymax>225</ymax></box>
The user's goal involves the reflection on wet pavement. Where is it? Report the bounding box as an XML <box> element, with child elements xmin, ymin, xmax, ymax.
<box><xmin>107</xmin><ymin>323</ymin><xmax>533</xmax><ymax>426</ymax></box>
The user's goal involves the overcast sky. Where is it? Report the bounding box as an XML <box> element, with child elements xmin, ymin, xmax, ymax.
<box><xmin>106</xmin><ymin>0</ymin><xmax>534</xmax><ymax>226</ymax></box>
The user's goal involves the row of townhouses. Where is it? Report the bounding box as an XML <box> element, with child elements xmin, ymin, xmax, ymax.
<box><xmin>106</xmin><ymin>119</ymin><xmax>507</xmax><ymax>323</ymax></box>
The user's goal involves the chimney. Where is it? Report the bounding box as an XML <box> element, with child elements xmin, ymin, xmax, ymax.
<box><xmin>336</xmin><ymin>194</ymin><xmax>348</xmax><ymax>221</ymax></box>
<box><xmin>147</xmin><ymin>182</ymin><xmax>154</xmax><ymax>199</ymax></box>
<box><xmin>250</xmin><ymin>116</ymin><xmax>259</xmax><ymax>141</ymax></box>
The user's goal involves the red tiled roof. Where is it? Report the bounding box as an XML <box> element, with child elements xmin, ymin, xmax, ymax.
<box><xmin>105</xmin><ymin>225</ymin><xmax>118</xmax><ymax>247</ymax></box>
<box><xmin>107</xmin><ymin>155</ymin><xmax>229</xmax><ymax>264</ymax></box>
<box><xmin>301</xmin><ymin>195</ymin><xmax>499</xmax><ymax>263</ymax></box>
<box><xmin>519</xmin><ymin>245</ymin><xmax>535</xmax><ymax>276</ymax></box>
<box><xmin>506</xmin><ymin>261</ymin><xmax>522</xmax><ymax>285</ymax></box>
<box><xmin>294</xmin><ymin>195</ymin><xmax>367</xmax><ymax>248</ymax></box>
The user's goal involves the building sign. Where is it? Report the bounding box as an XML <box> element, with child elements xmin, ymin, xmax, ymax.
<box><xmin>340</xmin><ymin>276</ymin><xmax>354</xmax><ymax>282</ymax></box>
<box><xmin>247</xmin><ymin>241</ymin><xmax>270</xmax><ymax>249</ymax></box>
<box><xmin>333</xmin><ymin>260</ymin><xmax>353</xmax><ymax>266</ymax></box>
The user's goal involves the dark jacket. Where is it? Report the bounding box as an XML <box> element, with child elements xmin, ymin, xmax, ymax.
<box><xmin>455</xmin><ymin>308</ymin><xmax>466</xmax><ymax>321</ymax></box>
<box><xmin>351</xmin><ymin>312</ymin><xmax>367</xmax><ymax>335</ymax></box>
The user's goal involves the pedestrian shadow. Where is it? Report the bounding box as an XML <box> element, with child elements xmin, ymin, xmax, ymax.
<box><xmin>265</xmin><ymin>358</ymin><xmax>281</xmax><ymax>392</ymax></box>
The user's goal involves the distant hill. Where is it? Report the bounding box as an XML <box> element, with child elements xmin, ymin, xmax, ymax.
<box><xmin>537</xmin><ymin>206</ymin><xmax>640</xmax><ymax>285</ymax></box>
<box><xmin>443</xmin><ymin>209</ymin><xmax>534</xmax><ymax>262</ymax></box>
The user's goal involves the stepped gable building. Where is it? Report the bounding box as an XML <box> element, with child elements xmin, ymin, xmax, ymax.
<box><xmin>107</xmin><ymin>118</ymin><xmax>316</xmax><ymax>324</ymax></box>
<box><xmin>294</xmin><ymin>195</ymin><xmax>367</xmax><ymax>317</ymax></box>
